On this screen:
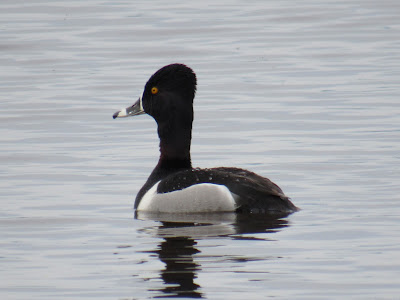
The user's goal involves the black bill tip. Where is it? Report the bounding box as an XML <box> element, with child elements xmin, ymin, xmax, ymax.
<box><xmin>113</xmin><ymin>111</ymin><xmax>120</xmax><ymax>119</ymax></box>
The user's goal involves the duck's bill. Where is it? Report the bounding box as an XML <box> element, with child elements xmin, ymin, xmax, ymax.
<box><xmin>113</xmin><ymin>97</ymin><xmax>145</xmax><ymax>119</ymax></box>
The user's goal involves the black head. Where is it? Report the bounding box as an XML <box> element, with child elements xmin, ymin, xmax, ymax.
<box><xmin>112</xmin><ymin>64</ymin><xmax>197</xmax><ymax>163</ymax></box>
<box><xmin>141</xmin><ymin>63</ymin><xmax>197</xmax><ymax>123</ymax></box>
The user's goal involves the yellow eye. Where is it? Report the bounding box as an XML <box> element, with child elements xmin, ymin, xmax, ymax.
<box><xmin>151</xmin><ymin>87</ymin><xmax>158</xmax><ymax>94</ymax></box>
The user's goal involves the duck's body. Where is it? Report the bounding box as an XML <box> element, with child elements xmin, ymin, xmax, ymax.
<box><xmin>113</xmin><ymin>64</ymin><xmax>297</xmax><ymax>214</ymax></box>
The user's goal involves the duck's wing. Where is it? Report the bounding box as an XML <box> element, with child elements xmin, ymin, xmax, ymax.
<box><xmin>157</xmin><ymin>167</ymin><xmax>298</xmax><ymax>214</ymax></box>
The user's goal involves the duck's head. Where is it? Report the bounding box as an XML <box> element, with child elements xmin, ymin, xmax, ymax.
<box><xmin>113</xmin><ymin>63</ymin><xmax>197</xmax><ymax>124</ymax></box>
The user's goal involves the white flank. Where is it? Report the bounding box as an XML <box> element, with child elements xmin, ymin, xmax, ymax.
<box><xmin>137</xmin><ymin>182</ymin><xmax>237</xmax><ymax>213</ymax></box>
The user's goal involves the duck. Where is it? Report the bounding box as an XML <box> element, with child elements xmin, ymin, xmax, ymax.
<box><xmin>113</xmin><ymin>63</ymin><xmax>298</xmax><ymax>214</ymax></box>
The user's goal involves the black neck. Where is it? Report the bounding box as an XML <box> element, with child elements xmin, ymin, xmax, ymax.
<box><xmin>156</xmin><ymin>117</ymin><xmax>193</xmax><ymax>172</ymax></box>
<box><xmin>135</xmin><ymin>119</ymin><xmax>192</xmax><ymax>206</ymax></box>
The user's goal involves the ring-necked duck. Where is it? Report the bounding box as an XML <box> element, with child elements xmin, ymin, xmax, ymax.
<box><xmin>113</xmin><ymin>64</ymin><xmax>297</xmax><ymax>214</ymax></box>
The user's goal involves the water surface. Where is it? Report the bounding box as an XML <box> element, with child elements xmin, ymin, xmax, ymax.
<box><xmin>1</xmin><ymin>0</ymin><xmax>400</xmax><ymax>299</ymax></box>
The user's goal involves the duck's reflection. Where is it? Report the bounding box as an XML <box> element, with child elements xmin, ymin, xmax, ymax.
<box><xmin>154</xmin><ymin>231</ymin><xmax>202</xmax><ymax>298</ymax></box>
<box><xmin>137</xmin><ymin>212</ymin><xmax>292</xmax><ymax>298</ymax></box>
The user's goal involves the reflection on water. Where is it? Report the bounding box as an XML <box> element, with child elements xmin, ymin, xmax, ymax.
<box><xmin>138</xmin><ymin>213</ymin><xmax>291</xmax><ymax>298</ymax></box>
<box><xmin>153</xmin><ymin>234</ymin><xmax>202</xmax><ymax>298</ymax></box>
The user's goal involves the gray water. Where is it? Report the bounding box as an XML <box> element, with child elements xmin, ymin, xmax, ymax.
<box><xmin>1</xmin><ymin>1</ymin><xmax>400</xmax><ymax>299</ymax></box>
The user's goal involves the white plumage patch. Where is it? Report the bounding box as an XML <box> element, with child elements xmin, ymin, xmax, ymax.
<box><xmin>137</xmin><ymin>182</ymin><xmax>237</xmax><ymax>213</ymax></box>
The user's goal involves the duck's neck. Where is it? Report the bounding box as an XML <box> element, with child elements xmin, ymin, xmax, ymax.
<box><xmin>156</xmin><ymin>118</ymin><xmax>193</xmax><ymax>172</ymax></box>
